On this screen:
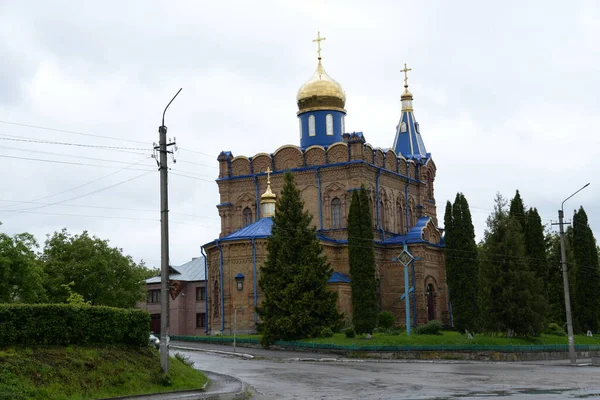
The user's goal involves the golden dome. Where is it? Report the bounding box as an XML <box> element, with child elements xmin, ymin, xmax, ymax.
<box><xmin>296</xmin><ymin>59</ymin><xmax>346</xmax><ymax>113</ymax></box>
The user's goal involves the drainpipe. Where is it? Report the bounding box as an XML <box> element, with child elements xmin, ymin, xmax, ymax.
<box><xmin>215</xmin><ymin>240</ymin><xmax>225</xmax><ymax>332</ymax></box>
<box><xmin>200</xmin><ymin>246</ymin><xmax>209</xmax><ymax>334</ymax></box>
<box><xmin>251</xmin><ymin>237</ymin><xmax>258</xmax><ymax>324</ymax></box>
<box><xmin>376</xmin><ymin>168</ymin><xmax>385</xmax><ymax>241</ymax></box>
<box><xmin>316</xmin><ymin>167</ymin><xmax>323</xmax><ymax>230</ymax></box>
<box><xmin>412</xmin><ymin>257</ymin><xmax>417</xmax><ymax>327</ymax></box>
<box><xmin>253</xmin><ymin>175</ymin><xmax>260</xmax><ymax>220</ymax></box>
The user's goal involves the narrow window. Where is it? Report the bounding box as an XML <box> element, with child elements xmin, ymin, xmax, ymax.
<box><xmin>379</xmin><ymin>200</ymin><xmax>385</xmax><ymax>231</ymax></box>
<box><xmin>341</xmin><ymin>116</ymin><xmax>345</xmax><ymax>134</ymax></box>
<box><xmin>326</xmin><ymin>114</ymin><xmax>333</xmax><ymax>136</ymax></box>
<box><xmin>398</xmin><ymin>204</ymin><xmax>405</xmax><ymax>233</ymax></box>
<box><xmin>299</xmin><ymin>118</ymin><xmax>303</xmax><ymax>139</ymax></box>
<box><xmin>196</xmin><ymin>286</ymin><xmax>206</xmax><ymax>301</ymax></box>
<box><xmin>407</xmin><ymin>207</ymin><xmax>413</xmax><ymax>230</ymax></box>
<box><xmin>308</xmin><ymin>115</ymin><xmax>316</xmax><ymax>136</ymax></box>
<box><xmin>243</xmin><ymin>207</ymin><xmax>252</xmax><ymax>227</ymax></box>
<box><xmin>331</xmin><ymin>197</ymin><xmax>342</xmax><ymax>228</ymax></box>
<box><xmin>400</xmin><ymin>122</ymin><xmax>407</xmax><ymax>132</ymax></box>
<box><xmin>196</xmin><ymin>313</ymin><xmax>206</xmax><ymax>328</ymax></box>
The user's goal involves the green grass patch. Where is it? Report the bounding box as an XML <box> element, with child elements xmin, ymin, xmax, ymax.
<box><xmin>0</xmin><ymin>345</ymin><xmax>208</xmax><ymax>400</ymax></box>
<box><xmin>187</xmin><ymin>331</ymin><xmax>600</xmax><ymax>347</ymax></box>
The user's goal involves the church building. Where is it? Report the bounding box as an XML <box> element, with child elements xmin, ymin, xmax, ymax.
<box><xmin>202</xmin><ymin>33</ymin><xmax>448</xmax><ymax>334</ymax></box>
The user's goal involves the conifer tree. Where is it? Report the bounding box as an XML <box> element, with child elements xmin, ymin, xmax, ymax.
<box><xmin>444</xmin><ymin>193</ymin><xmax>479</xmax><ymax>332</ymax></box>
<box><xmin>572</xmin><ymin>207</ymin><xmax>600</xmax><ymax>332</ymax></box>
<box><xmin>348</xmin><ymin>186</ymin><xmax>378</xmax><ymax>334</ymax></box>
<box><xmin>480</xmin><ymin>193</ymin><xmax>545</xmax><ymax>335</ymax></box>
<box><xmin>546</xmin><ymin>233</ymin><xmax>566</xmax><ymax>325</ymax></box>
<box><xmin>258</xmin><ymin>172</ymin><xmax>341</xmax><ymax>346</ymax></box>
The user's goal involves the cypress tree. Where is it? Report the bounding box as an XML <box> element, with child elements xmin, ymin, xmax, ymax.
<box><xmin>444</xmin><ymin>193</ymin><xmax>479</xmax><ymax>332</ymax></box>
<box><xmin>348</xmin><ymin>185</ymin><xmax>378</xmax><ymax>334</ymax></box>
<box><xmin>572</xmin><ymin>207</ymin><xmax>600</xmax><ymax>332</ymax></box>
<box><xmin>546</xmin><ymin>233</ymin><xmax>566</xmax><ymax>325</ymax></box>
<box><xmin>258</xmin><ymin>172</ymin><xmax>341</xmax><ymax>346</ymax></box>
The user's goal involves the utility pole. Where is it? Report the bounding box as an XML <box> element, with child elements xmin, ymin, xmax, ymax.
<box><xmin>554</xmin><ymin>182</ymin><xmax>590</xmax><ymax>365</ymax></box>
<box><xmin>155</xmin><ymin>88</ymin><xmax>182</xmax><ymax>374</ymax></box>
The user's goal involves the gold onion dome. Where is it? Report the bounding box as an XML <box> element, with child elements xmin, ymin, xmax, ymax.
<box><xmin>296</xmin><ymin>59</ymin><xmax>346</xmax><ymax>113</ymax></box>
<box><xmin>261</xmin><ymin>168</ymin><xmax>276</xmax><ymax>202</ymax></box>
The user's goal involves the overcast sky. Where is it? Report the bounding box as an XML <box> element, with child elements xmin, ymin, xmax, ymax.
<box><xmin>1</xmin><ymin>0</ymin><xmax>598</xmax><ymax>268</ymax></box>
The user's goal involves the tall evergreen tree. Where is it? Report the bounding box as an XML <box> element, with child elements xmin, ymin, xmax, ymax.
<box><xmin>348</xmin><ymin>185</ymin><xmax>378</xmax><ymax>334</ymax></box>
<box><xmin>571</xmin><ymin>207</ymin><xmax>600</xmax><ymax>332</ymax></box>
<box><xmin>523</xmin><ymin>208</ymin><xmax>548</xmax><ymax>284</ymax></box>
<box><xmin>258</xmin><ymin>172</ymin><xmax>341</xmax><ymax>346</ymax></box>
<box><xmin>546</xmin><ymin>233</ymin><xmax>566</xmax><ymax>325</ymax></box>
<box><xmin>509</xmin><ymin>190</ymin><xmax>526</xmax><ymax>231</ymax></box>
<box><xmin>480</xmin><ymin>193</ymin><xmax>545</xmax><ymax>335</ymax></box>
<box><xmin>444</xmin><ymin>193</ymin><xmax>479</xmax><ymax>332</ymax></box>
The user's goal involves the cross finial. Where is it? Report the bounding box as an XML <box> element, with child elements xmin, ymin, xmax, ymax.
<box><xmin>312</xmin><ymin>31</ymin><xmax>326</xmax><ymax>60</ymax></box>
<box><xmin>265</xmin><ymin>167</ymin><xmax>272</xmax><ymax>184</ymax></box>
<box><xmin>400</xmin><ymin>63</ymin><xmax>412</xmax><ymax>87</ymax></box>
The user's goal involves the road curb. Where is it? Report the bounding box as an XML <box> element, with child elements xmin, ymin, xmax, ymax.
<box><xmin>172</xmin><ymin>345</ymin><xmax>254</xmax><ymax>359</ymax></box>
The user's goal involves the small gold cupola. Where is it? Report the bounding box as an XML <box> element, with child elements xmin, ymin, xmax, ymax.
<box><xmin>400</xmin><ymin>63</ymin><xmax>413</xmax><ymax>111</ymax></box>
<box><xmin>260</xmin><ymin>167</ymin><xmax>277</xmax><ymax>218</ymax></box>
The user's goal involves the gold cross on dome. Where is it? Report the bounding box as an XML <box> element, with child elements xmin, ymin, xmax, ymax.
<box><xmin>265</xmin><ymin>167</ymin><xmax>272</xmax><ymax>184</ymax></box>
<box><xmin>400</xmin><ymin>63</ymin><xmax>412</xmax><ymax>86</ymax></box>
<box><xmin>313</xmin><ymin>31</ymin><xmax>326</xmax><ymax>59</ymax></box>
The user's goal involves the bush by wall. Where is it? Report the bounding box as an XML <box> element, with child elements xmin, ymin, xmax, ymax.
<box><xmin>377</xmin><ymin>312</ymin><xmax>395</xmax><ymax>330</ymax></box>
<box><xmin>416</xmin><ymin>320</ymin><xmax>443</xmax><ymax>335</ymax></box>
<box><xmin>0</xmin><ymin>304</ymin><xmax>150</xmax><ymax>346</ymax></box>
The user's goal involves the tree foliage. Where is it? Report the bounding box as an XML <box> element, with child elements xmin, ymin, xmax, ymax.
<box><xmin>479</xmin><ymin>192</ymin><xmax>546</xmax><ymax>336</ymax></box>
<box><xmin>571</xmin><ymin>207</ymin><xmax>600</xmax><ymax>332</ymax></box>
<box><xmin>443</xmin><ymin>193</ymin><xmax>479</xmax><ymax>332</ymax></box>
<box><xmin>0</xmin><ymin>224</ymin><xmax>46</xmax><ymax>304</ymax></box>
<box><xmin>348</xmin><ymin>186</ymin><xmax>378</xmax><ymax>334</ymax></box>
<box><xmin>258</xmin><ymin>172</ymin><xmax>341</xmax><ymax>346</ymax></box>
<box><xmin>41</xmin><ymin>229</ymin><xmax>148</xmax><ymax>308</ymax></box>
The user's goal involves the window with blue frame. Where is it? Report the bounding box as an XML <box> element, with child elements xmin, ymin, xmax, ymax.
<box><xmin>331</xmin><ymin>197</ymin><xmax>342</xmax><ymax>228</ymax></box>
<box><xmin>326</xmin><ymin>114</ymin><xmax>333</xmax><ymax>136</ymax></box>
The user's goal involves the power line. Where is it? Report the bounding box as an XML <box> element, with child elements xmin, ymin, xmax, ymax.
<box><xmin>2</xmin><ymin>171</ymin><xmax>153</xmax><ymax>218</ymax></box>
<box><xmin>0</xmin><ymin>157</ymin><xmax>153</xmax><ymax>210</ymax></box>
<box><xmin>0</xmin><ymin>135</ymin><xmax>149</xmax><ymax>151</ymax></box>
<box><xmin>0</xmin><ymin>119</ymin><xmax>149</xmax><ymax>145</ymax></box>
<box><xmin>0</xmin><ymin>145</ymin><xmax>151</xmax><ymax>167</ymax></box>
<box><xmin>170</xmin><ymin>172</ymin><xmax>215</xmax><ymax>183</ymax></box>
<box><xmin>0</xmin><ymin>198</ymin><xmax>221</xmax><ymax>220</ymax></box>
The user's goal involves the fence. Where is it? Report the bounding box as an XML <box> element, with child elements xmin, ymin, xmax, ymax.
<box><xmin>170</xmin><ymin>335</ymin><xmax>600</xmax><ymax>353</ymax></box>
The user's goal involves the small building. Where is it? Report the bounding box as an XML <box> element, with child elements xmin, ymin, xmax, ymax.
<box><xmin>137</xmin><ymin>257</ymin><xmax>207</xmax><ymax>336</ymax></box>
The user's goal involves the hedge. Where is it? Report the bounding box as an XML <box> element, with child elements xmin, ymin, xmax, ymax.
<box><xmin>0</xmin><ymin>304</ymin><xmax>150</xmax><ymax>346</ymax></box>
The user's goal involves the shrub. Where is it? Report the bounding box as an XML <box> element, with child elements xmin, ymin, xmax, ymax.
<box><xmin>174</xmin><ymin>352</ymin><xmax>195</xmax><ymax>367</ymax></box>
<box><xmin>0</xmin><ymin>304</ymin><xmax>149</xmax><ymax>346</ymax></box>
<box><xmin>344</xmin><ymin>327</ymin><xmax>356</xmax><ymax>338</ymax></box>
<box><xmin>319</xmin><ymin>327</ymin><xmax>334</xmax><ymax>338</ymax></box>
<box><xmin>387</xmin><ymin>327</ymin><xmax>401</xmax><ymax>336</ymax></box>
<box><xmin>377</xmin><ymin>311</ymin><xmax>395</xmax><ymax>330</ymax></box>
<box><xmin>416</xmin><ymin>320</ymin><xmax>443</xmax><ymax>335</ymax></box>
<box><xmin>544</xmin><ymin>322</ymin><xmax>566</xmax><ymax>337</ymax></box>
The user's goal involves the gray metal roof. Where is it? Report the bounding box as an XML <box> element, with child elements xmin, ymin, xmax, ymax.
<box><xmin>145</xmin><ymin>257</ymin><xmax>205</xmax><ymax>283</ymax></box>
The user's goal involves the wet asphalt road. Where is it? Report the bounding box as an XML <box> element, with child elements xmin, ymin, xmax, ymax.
<box><xmin>175</xmin><ymin>344</ymin><xmax>600</xmax><ymax>399</ymax></box>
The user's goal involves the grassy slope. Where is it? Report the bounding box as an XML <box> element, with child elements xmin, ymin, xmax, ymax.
<box><xmin>0</xmin><ymin>345</ymin><xmax>208</xmax><ymax>400</ymax></box>
<box><xmin>224</xmin><ymin>331</ymin><xmax>600</xmax><ymax>346</ymax></box>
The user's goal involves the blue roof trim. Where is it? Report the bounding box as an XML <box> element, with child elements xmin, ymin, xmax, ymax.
<box><xmin>235</xmin><ymin>273</ymin><xmax>245</xmax><ymax>279</ymax></box>
<box><xmin>217</xmin><ymin>202</ymin><xmax>233</xmax><ymax>207</ymax></box>
<box><xmin>328</xmin><ymin>271</ymin><xmax>351</xmax><ymax>284</ymax></box>
<box><xmin>216</xmin><ymin>160</ymin><xmax>423</xmax><ymax>184</ymax></box>
<box><xmin>220</xmin><ymin>217</ymin><xmax>274</xmax><ymax>241</ymax></box>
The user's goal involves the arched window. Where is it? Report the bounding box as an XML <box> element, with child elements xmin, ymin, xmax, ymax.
<box><xmin>407</xmin><ymin>207</ymin><xmax>413</xmax><ymax>230</ymax></box>
<box><xmin>427</xmin><ymin>174</ymin><xmax>434</xmax><ymax>199</ymax></box>
<box><xmin>299</xmin><ymin>118</ymin><xmax>303</xmax><ymax>139</ymax></box>
<box><xmin>426</xmin><ymin>283</ymin><xmax>435</xmax><ymax>321</ymax></box>
<box><xmin>331</xmin><ymin>198</ymin><xmax>342</xmax><ymax>229</ymax></box>
<box><xmin>243</xmin><ymin>207</ymin><xmax>252</xmax><ymax>227</ymax></box>
<box><xmin>213</xmin><ymin>280</ymin><xmax>220</xmax><ymax>316</ymax></box>
<box><xmin>308</xmin><ymin>115</ymin><xmax>316</xmax><ymax>137</ymax></box>
<box><xmin>326</xmin><ymin>114</ymin><xmax>333</xmax><ymax>136</ymax></box>
<box><xmin>379</xmin><ymin>200</ymin><xmax>385</xmax><ymax>231</ymax></box>
<box><xmin>341</xmin><ymin>115</ymin><xmax>345</xmax><ymax>134</ymax></box>
<box><xmin>400</xmin><ymin>122</ymin><xmax>407</xmax><ymax>132</ymax></box>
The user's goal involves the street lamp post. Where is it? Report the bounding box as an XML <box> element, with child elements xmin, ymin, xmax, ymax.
<box><xmin>558</xmin><ymin>182</ymin><xmax>590</xmax><ymax>365</ymax></box>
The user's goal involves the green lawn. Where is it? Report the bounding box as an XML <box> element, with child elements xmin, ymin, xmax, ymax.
<box><xmin>0</xmin><ymin>345</ymin><xmax>208</xmax><ymax>400</ymax></box>
<box><xmin>211</xmin><ymin>331</ymin><xmax>600</xmax><ymax>347</ymax></box>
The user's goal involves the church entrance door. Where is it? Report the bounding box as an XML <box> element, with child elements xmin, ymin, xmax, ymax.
<box><xmin>426</xmin><ymin>284</ymin><xmax>435</xmax><ymax>321</ymax></box>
